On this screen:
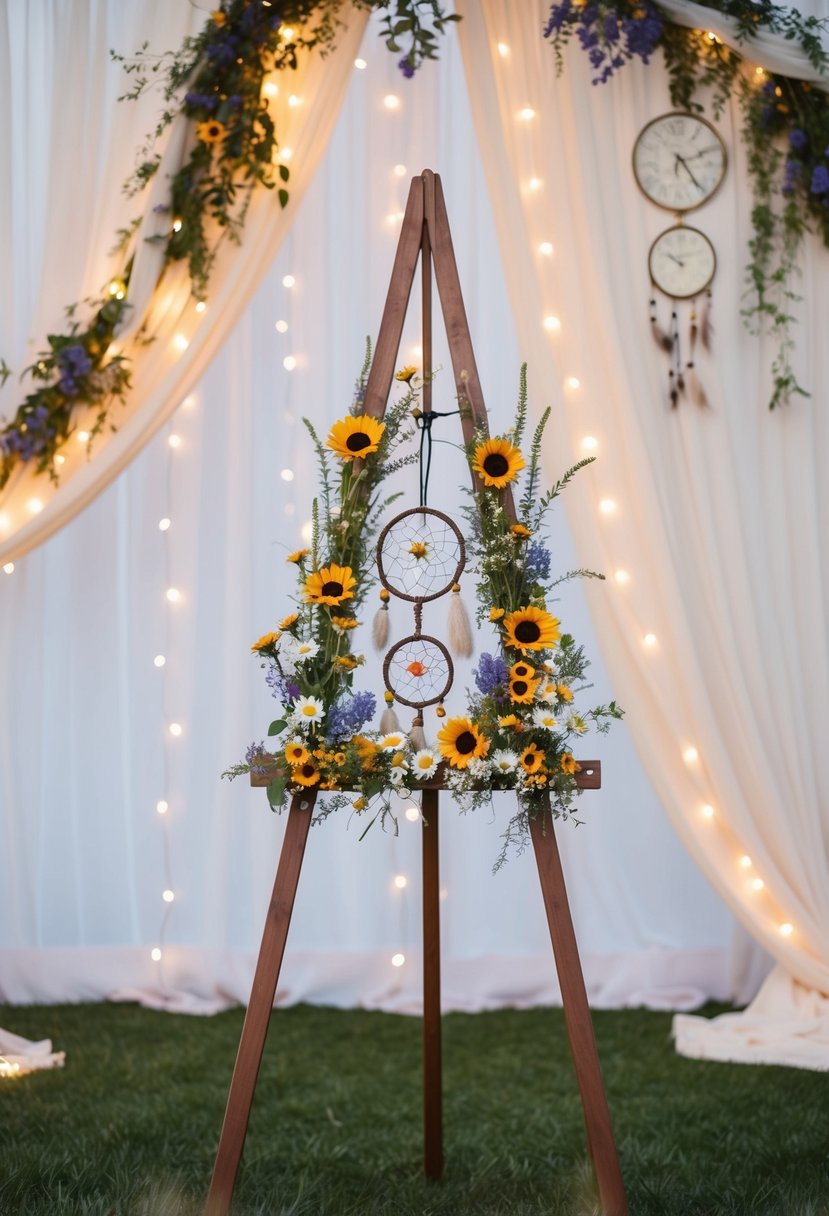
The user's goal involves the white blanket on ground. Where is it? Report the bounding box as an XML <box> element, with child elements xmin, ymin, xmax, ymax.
<box><xmin>0</xmin><ymin>1027</ymin><xmax>65</xmax><ymax>1076</ymax></box>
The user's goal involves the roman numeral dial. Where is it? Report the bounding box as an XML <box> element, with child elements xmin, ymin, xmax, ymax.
<box><xmin>633</xmin><ymin>112</ymin><xmax>727</xmax><ymax>213</ymax></box>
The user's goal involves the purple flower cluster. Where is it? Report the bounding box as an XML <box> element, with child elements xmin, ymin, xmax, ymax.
<box><xmin>265</xmin><ymin>668</ymin><xmax>300</xmax><ymax>703</ymax></box>
<box><xmin>184</xmin><ymin>91</ymin><xmax>218</xmax><ymax>111</ymax></box>
<box><xmin>789</xmin><ymin>128</ymin><xmax>808</xmax><ymax>153</ymax></box>
<box><xmin>811</xmin><ymin>164</ymin><xmax>829</xmax><ymax>197</ymax></box>
<box><xmin>782</xmin><ymin>158</ymin><xmax>801</xmax><ymax>195</ymax></box>
<box><xmin>398</xmin><ymin>56</ymin><xmax>416</xmax><ymax>79</ymax></box>
<box><xmin>474</xmin><ymin>652</ymin><xmax>508</xmax><ymax>696</ymax></box>
<box><xmin>245</xmin><ymin>740</ymin><xmax>268</xmax><ymax>776</ymax></box>
<box><xmin>544</xmin><ymin>2</ymin><xmax>663</xmax><ymax>85</ymax></box>
<box><xmin>327</xmin><ymin>691</ymin><xmax>377</xmax><ymax>741</ymax></box>
<box><xmin>56</xmin><ymin>344</ymin><xmax>92</xmax><ymax>397</ymax></box>
<box><xmin>525</xmin><ymin>541</ymin><xmax>552</xmax><ymax>583</ymax></box>
<box><xmin>0</xmin><ymin>404</ymin><xmax>54</xmax><ymax>460</ymax></box>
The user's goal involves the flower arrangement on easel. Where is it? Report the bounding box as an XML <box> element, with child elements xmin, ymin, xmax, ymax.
<box><xmin>226</xmin><ymin>355</ymin><xmax>622</xmax><ymax>857</ymax></box>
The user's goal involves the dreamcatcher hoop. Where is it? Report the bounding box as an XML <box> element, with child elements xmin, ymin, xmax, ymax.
<box><xmin>382</xmin><ymin>633</ymin><xmax>453</xmax><ymax>709</ymax></box>
<box><xmin>376</xmin><ymin>506</ymin><xmax>465</xmax><ymax>604</ymax></box>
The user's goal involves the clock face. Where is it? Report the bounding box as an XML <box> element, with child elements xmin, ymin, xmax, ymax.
<box><xmin>649</xmin><ymin>226</ymin><xmax>716</xmax><ymax>299</ymax></box>
<box><xmin>633</xmin><ymin>112</ymin><xmax>727</xmax><ymax>212</ymax></box>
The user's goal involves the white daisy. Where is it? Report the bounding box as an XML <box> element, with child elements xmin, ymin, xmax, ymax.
<box><xmin>389</xmin><ymin>763</ymin><xmax>408</xmax><ymax>785</ymax></box>
<box><xmin>533</xmin><ymin>707</ymin><xmax>558</xmax><ymax>731</ymax></box>
<box><xmin>491</xmin><ymin>749</ymin><xmax>519</xmax><ymax>774</ymax></box>
<box><xmin>292</xmin><ymin>695</ymin><xmax>324</xmax><ymax>723</ymax></box>
<box><xmin>412</xmin><ymin>748</ymin><xmax>439</xmax><ymax>780</ymax></box>
<box><xmin>282</xmin><ymin>636</ymin><xmax>319</xmax><ymax>663</ymax></box>
<box><xmin>379</xmin><ymin>732</ymin><xmax>407</xmax><ymax>752</ymax></box>
<box><xmin>564</xmin><ymin>712</ymin><xmax>588</xmax><ymax>735</ymax></box>
<box><xmin>543</xmin><ymin>659</ymin><xmax>557</xmax><ymax>673</ymax></box>
<box><xmin>467</xmin><ymin>757</ymin><xmax>491</xmax><ymax>780</ymax></box>
<box><xmin>536</xmin><ymin>680</ymin><xmax>558</xmax><ymax>703</ymax></box>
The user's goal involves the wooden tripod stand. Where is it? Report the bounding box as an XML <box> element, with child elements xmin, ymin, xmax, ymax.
<box><xmin>206</xmin><ymin>171</ymin><xmax>628</xmax><ymax>1216</ymax></box>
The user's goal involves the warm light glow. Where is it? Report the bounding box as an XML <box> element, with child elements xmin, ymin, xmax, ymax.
<box><xmin>168</xmin><ymin>434</ymin><xmax>182</xmax><ymax>449</ymax></box>
<box><xmin>301</xmin><ymin>520</ymin><xmax>313</xmax><ymax>544</ymax></box>
<box><xmin>151</xmin><ymin>947</ymin><xmax>162</xmax><ymax>962</ymax></box>
<box><xmin>27</xmin><ymin>498</ymin><xmax>44</xmax><ymax>515</ymax></box>
<box><xmin>528</xmin><ymin>177</ymin><xmax>542</xmax><ymax>192</ymax></box>
<box><xmin>391</xmin><ymin>952</ymin><xmax>405</xmax><ymax>967</ymax></box>
<box><xmin>281</xmin><ymin>147</ymin><xmax>293</xmax><ymax>161</ymax></box>
<box><xmin>180</xmin><ymin>395</ymin><xmax>196</xmax><ymax>410</ymax></box>
<box><xmin>162</xmin><ymin>889</ymin><xmax>175</xmax><ymax>903</ymax></box>
<box><xmin>263</xmin><ymin>81</ymin><xmax>278</xmax><ymax>96</ymax></box>
<box><xmin>518</xmin><ymin>106</ymin><xmax>536</xmax><ymax>120</ymax></box>
<box><xmin>54</xmin><ymin>454</ymin><xmax>65</xmax><ymax>465</ymax></box>
<box><xmin>158</xmin><ymin>518</ymin><xmax>171</xmax><ymax>531</ymax></box>
<box><xmin>0</xmin><ymin>513</ymin><xmax>10</xmax><ymax>533</ymax></box>
<box><xmin>0</xmin><ymin>1057</ymin><xmax>21</xmax><ymax>1078</ymax></box>
<box><xmin>283</xmin><ymin>355</ymin><xmax>297</xmax><ymax>371</ymax></box>
<box><xmin>394</xmin><ymin>875</ymin><xmax>408</xmax><ymax>889</ymax></box>
<box><xmin>156</xmin><ymin>800</ymin><xmax>168</xmax><ymax>815</ymax></box>
<box><xmin>383</xmin><ymin>94</ymin><xmax>400</xmax><ymax>110</ymax></box>
<box><xmin>282</xmin><ymin>274</ymin><xmax>296</xmax><ymax>288</ymax></box>
<box><xmin>701</xmin><ymin>803</ymin><xmax>715</xmax><ymax>819</ymax></box>
<box><xmin>599</xmin><ymin>498</ymin><xmax>617</xmax><ymax>515</ymax></box>
<box><xmin>538</xmin><ymin>241</ymin><xmax>554</xmax><ymax>256</ymax></box>
<box><xmin>393</xmin><ymin>163</ymin><xmax>407</xmax><ymax>177</ymax></box>
<box><xmin>683</xmin><ymin>746</ymin><xmax>699</xmax><ymax>765</ymax></box>
<box><xmin>751</xmin><ymin>877</ymin><xmax>764</xmax><ymax>891</ymax></box>
<box><xmin>2</xmin><ymin>562</ymin><xmax>14</xmax><ymax>574</ymax></box>
<box><xmin>543</xmin><ymin>315</ymin><xmax>560</xmax><ymax>332</ymax></box>
<box><xmin>275</xmin><ymin>320</ymin><xmax>288</xmax><ymax>333</ymax></box>
<box><xmin>405</xmin><ymin>805</ymin><xmax>420</xmax><ymax>822</ymax></box>
<box><xmin>169</xmin><ymin>722</ymin><xmax>182</xmax><ymax>737</ymax></box>
<box><xmin>566</xmin><ymin>376</ymin><xmax>581</xmax><ymax>390</ymax></box>
<box><xmin>354</xmin><ymin>57</ymin><xmax>367</xmax><ymax>70</ymax></box>
<box><xmin>154</xmin><ymin>655</ymin><xmax>166</xmax><ymax>668</ymax></box>
<box><xmin>411</xmin><ymin>344</ymin><xmax>423</xmax><ymax>359</ymax></box>
<box><xmin>779</xmin><ymin>922</ymin><xmax>793</xmax><ymax>937</ymax></box>
<box><xmin>195</xmin><ymin>300</ymin><xmax>207</xmax><ymax>314</ymax></box>
<box><xmin>642</xmin><ymin>633</ymin><xmax>658</xmax><ymax>649</ymax></box>
<box><xmin>173</xmin><ymin>334</ymin><xmax>189</xmax><ymax>352</ymax></box>
<box><xmin>755</xmin><ymin>66</ymin><xmax>765</xmax><ymax>78</ymax></box>
<box><xmin>497</xmin><ymin>41</ymin><xmax>510</xmax><ymax>57</ymax></box>
<box><xmin>581</xmin><ymin>436</ymin><xmax>598</xmax><ymax>452</ymax></box>
<box><xmin>386</xmin><ymin>210</ymin><xmax>405</xmax><ymax>225</ymax></box>
<box><xmin>280</xmin><ymin>25</ymin><xmax>295</xmax><ymax>40</ymax></box>
<box><xmin>77</xmin><ymin>430</ymin><xmax>90</xmax><ymax>444</ymax></box>
<box><xmin>739</xmin><ymin>854</ymin><xmax>752</xmax><ymax>869</ymax></box>
<box><xmin>281</xmin><ymin>469</ymin><xmax>294</xmax><ymax>481</ymax></box>
<box><xmin>288</xmin><ymin>95</ymin><xmax>302</xmax><ymax>110</ymax></box>
<box><xmin>166</xmin><ymin>587</ymin><xmax>181</xmax><ymax>603</ymax></box>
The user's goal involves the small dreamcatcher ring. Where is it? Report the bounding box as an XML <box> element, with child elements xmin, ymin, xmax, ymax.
<box><xmin>376</xmin><ymin>506</ymin><xmax>465</xmax><ymax>604</ymax></box>
<box><xmin>382</xmin><ymin>634</ymin><xmax>454</xmax><ymax>709</ymax></box>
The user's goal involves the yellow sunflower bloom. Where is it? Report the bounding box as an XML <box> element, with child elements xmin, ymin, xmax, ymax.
<box><xmin>556</xmin><ymin>684</ymin><xmax>574</xmax><ymax>702</ymax></box>
<box><xmin>284</xmin><ymin>742</ymin><xmax>310</xmax><ymax>767</ymax></box>
<box><xmin>561</xmin><ymin>752</ymin><xmax>580</xmax><ymax>775</ymax></box>
<box><xmin>304</xmin><ymin>563</ymin><xmax>357</xmax><ymax>606</ymax></box>
<box><xmin>503</xmin><ymin>605</ymin><xmax>561</xmax><ymax>652</ymax></box>
<box><xmin>326</xmin><ymin>414</ymin><xmax>385</xmax><ymax>461</ymax></box>
<box><xmin>489</xmin><ymin>607</ymin><xmax>505</xmax><ymax>622</ymax></box>
<box><xmin>471</xmin><ymin>438</ymin><xmax>525</xmax><ymax>489</ymax></box>
<box><xmin>520</xmin><ymin>742</ymin><xmax>545</xmax><ymax>774</ymax></box>
<box><xmin>250</xmin><ymin>631</ymin><xmax>280</xmax><ymax>652</ymax></box>
<box><xmin>510</xmin><ymin>523</ymin><xmax>531</xmax><ymax>538</ymax></box>
<box><xmin>279</xmin><ymin>613</ymin><xmax>299</xmax><ymax>630</ymax></box>
<box><xmin>437</xmin><ymin>717</ymin><xmax>489</xmax><ymax>769</ymax></box>
<box><xmin>334</xmin><ymin>655</ymin><xmax>359</xmax><ymax>670</ymax></box>
<box><xmin>510</xmin><ymin>661</ymin><xmax>536</xmax><ymax>681</ymax></box>
<box><xmin>196</xmin><ymin>119</ymin><xmax>227</xmax><ymax>145</ymax></box>
<box><xmin>498</xmin><ymin>714</ymin><xmax>522</xmax><ymax>730</ymax></box>
<box><xmin>287</xmin><ymin>549</ymin><xmax>310</xmax><ymax>564</ymax></box>
<box><xmin>509</xmin><ymin>676</ymin><xmax>540</xmax><ymax>705</ymax></box>
<box><xmin>330</xmin><ymin>614</ymin><xmax>359</xmax><ymax>632</ymax></box>
<box><xmin>395</xmin><ymin>365</ymin><xmax>417</xmax><ymax>382</ymax></box>
<box><xmin>292</xmin><ymin>762</ymin><xmax>321</xmax><ymax>787</ymax></box>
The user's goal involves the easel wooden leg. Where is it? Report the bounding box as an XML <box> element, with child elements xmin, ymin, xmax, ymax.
<box><xmin>205</xmin><ymin>794</ymin><xmax>315</xmax><ymax>1216</ymax></box>
<box><xmin>421</xmin><ymin>788</ymin><xmax>443</xmax><ymax>1180</ymax></box>
<box><xmin>529</xmin><ymin>805</ymin><xmax>628</xmax><ymax>1216</ymax></box>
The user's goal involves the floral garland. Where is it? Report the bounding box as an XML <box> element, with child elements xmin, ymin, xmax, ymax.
<box><xmin>0</xmin><ymin>0</ymin><xmax>459</xmax><ymax>490</ymax></box>
<box><xmin>544</xmin><ymin>0</ymin><xmax>829</xmax><ymax>409</ymax></box>
<box><xmin>226</xmin><ymin>361</ymin><xmax>622</xmax><ymax>866</ymax></box>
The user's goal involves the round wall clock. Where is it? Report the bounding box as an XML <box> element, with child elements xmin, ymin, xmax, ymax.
<box><xmin>649</xmin><ymin>225</ymin><xmax>716</xmax><ymax>300</ymax></box>
<box><xmin>633</xmin><ymin>112</ymin><xmax>727</xmax><ymax>213</ymax></box>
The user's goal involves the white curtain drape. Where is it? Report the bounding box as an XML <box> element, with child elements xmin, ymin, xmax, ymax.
<box><xmin>457</xmin><ymin>0</ymin><xmax>829</xmax><ymax>1066</ymax></box>
<box><xmin>0</xmin><ymin>1</ymin><xmax>368</xmax><ymax>567</ymax></box>
<box><xmin>0</xmin><ymin>8</ymin><xmax>741</xmax><ymax>1016</ymax></box>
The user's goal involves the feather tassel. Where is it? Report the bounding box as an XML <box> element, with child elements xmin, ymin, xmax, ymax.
<box><xmin>686</xmin><ymin>364</ymin><xmax>709</xmax><ymax>409</ymax></box>
<box><xmin>380</xmin><ymin>704</ymin><xmax>401</xmax><ymax>734</ymax></box>
<box><xmin>700</xmin><ymin>291</ymin><xmax>713</xmax><ymax>351</ymax></box>
<box><xmin>372</xmin><ymin>603</ymin><xmax>389</xmax><ymax>653</ymax></box>
<box><xmin>447</xmin><ymin>584</ymin><xmax>474</xmax><ymax>658</ymax></box>
<box><xmin>409</xmin><ymin>716</ymin><xmax>427</xmax><ymax>751</ymax></box>
<box><xmin>651</xmin><ymin>317</ymin><xmax>674</xmax><ymax>353</ymax></box>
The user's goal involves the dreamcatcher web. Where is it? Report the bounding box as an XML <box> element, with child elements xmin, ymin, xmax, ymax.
<box><xmin>377</xmin><ymin>508</ymin><xmax>464</xmax><ymax>602</ymax></box>
<box><xmin>384</xmin><ymin>636</ymin><xmax>452</xmax><ymax>708</ymax></box>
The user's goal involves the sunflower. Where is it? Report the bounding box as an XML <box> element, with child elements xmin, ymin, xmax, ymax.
<box><xmin>196</xmin><ymin>119</ymin><xmax>227</xmax><ymax>145</ymax></box>
<box><xmin>284</xmin><ymin>742</ymin><xmax>310</xmax><ymax>767</ymax></box>
<box><xmin>279</xmin><ymin>612</ymin><xmax>299</xmax><ymax>630</ymax></box>
<box><xmin>292</xmin><ymin>761</ymin><xmax>321</xmax><ymax>787</ymax></box>
<box><xmin>509</xmin><ymin>677</ymin><xmax>540</xmax><ymax>704</ymax></box>
<box><xmin>520</xmin><ymin>742</ymin><xmax>545</xmax><ymax>774</ymax></box>
<box><xmin>437</xmin><ymin>717</ymin><xmax>489</xmax><ymax>769</ymax></box>
<box><xmin>561</xmin><ymin>753</ymin><xmax>580</xmax><ymax>775</ymax></box>
<box><xmin>395</xmin><ymin>365</ymin><xmax>417</xmax><ymax>382</ymax></box>
<box><xmin>304</xmin><ymin>563</ymin><xmax>357</xmax><ymax>606</ymax></box>
<box><xmin>250</xmin><ymin>631</ymin><xmax>280</xmax><ymax>652</ymax></box>
<box><xmin>471</xmin><ymin>438</ymin><xmax>525</xmax><ymax>489</ymax></box>
<box><xmin>503</xmin><ymin>605</ymin><xmax>561</xmax><ymax>652</ymax></box>
<box><xmin>287</xmin><ymin>549</ymin><xmax>310</xmax><ymax>564</ymax></box>
<box><xmin>326</xmin><ymin>414</ymin><xmax>385</xmax><ymax>461</ymax></box>
<box><xmin>510</xmin><ymin>523</ymin><xmax>531</xmax><ymax>538</ymax></box>
<box><xmin>498</xmin><ymin>713</ymin><xmax>522</xmax><ymax>730</ymax></box>
<box><xmin>330</xmin><ymin>614</ymin><xmax>359</xmax><ymax>633</ymax></box>
<box><xmin>510</xmin><ymin>661</ymin><xmax>536</xmax><ymax>681</ymax></box>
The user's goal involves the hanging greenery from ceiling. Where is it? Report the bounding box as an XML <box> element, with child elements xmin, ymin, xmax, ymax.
<box><xmin>0</xmin><ymin>0</ymin><xmax>459</xmax><ymax>490</ymax></box>
<box><xmin>544</xmin><ymin>0</ymin><xmax>829</xmax><ymax>409</ymax></box>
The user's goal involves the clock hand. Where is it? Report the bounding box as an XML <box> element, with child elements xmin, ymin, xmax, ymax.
<box><xmin>686</xmin><ymin>145</ymin><xmax>720</xmax><ymax>161</ymax></box>
<box><xmin>675</xmin><ymin>154</ymin><xmax>703</xmax><ymax>191</ymax></box>
<box><xmin>665</xmin><ymin>253</ymin><xmax>685</xmax><ymax>267</ymax></box>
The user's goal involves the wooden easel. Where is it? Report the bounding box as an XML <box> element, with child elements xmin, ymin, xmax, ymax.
<box><xmin>206</xmin><ymin>172</ymin><xmax>628</xmax><ymax>1216</ymax></box>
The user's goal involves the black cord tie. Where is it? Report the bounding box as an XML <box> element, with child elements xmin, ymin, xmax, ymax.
<box><xmin>416</xmin><ymin>408</ymin><xmax>461</xmax><ymax>506</ymax></box>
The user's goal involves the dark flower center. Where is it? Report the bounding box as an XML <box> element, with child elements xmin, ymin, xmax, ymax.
<box><xmin>515</xmin><ymin>620</ymin><xmax>541</xmax><ymax>643</ymax></box>
<box><xmin>321</xmin><ymin>580</ymin><xmax>344</xmax><ymax>597</ymax></box>
<box><xmin>524</xmin><ymin>750</ymin><xmax>539</xmax><ymax>769</ymax></box>
<box><xmin>346</xmin><ymin>431</ymin><xmax>372</xmax><ymax>452</ymax></box>
<box><xmin>483</xmin><ymin>453</ymin><xmax>509</xmax><ymax>477</ymax></box>
<box><xmin>455</xmin><ymin>730</ymin><xmax>477</xmax><ymax>755</ymax></box>
<box><xmin>514</xmin><ymin>665</ymin><xmax>530</xmax><ymax>677</ymax></box>
<box><xmin>512</xmin><ymin>680</ymin><xmax>528</xmax><ymax>696</ymax></box>
<box><xmin>301</xmin><ymin>764</ymin><xmax>316</xmax><ymax>778</ymax></box>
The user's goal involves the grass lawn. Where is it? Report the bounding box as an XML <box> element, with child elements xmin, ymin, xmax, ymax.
<box><xmin>1</xmin><ymin>1001</ymin><xmax>828</xmax><ymax>1215</ymax></box>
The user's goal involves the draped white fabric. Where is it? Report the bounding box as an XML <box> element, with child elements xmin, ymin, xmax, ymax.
<box><xmin>0</xmin><ymin>7</ymin><xmax>743</xmax><ymax>1015</ymax></box>
<box><xmin>457</xmin><ymin>0</ymin><xmax>829</xmax><ymax>1065</ymax></box>
<box><xmin>0</xmin><ymin>2</ymin><xmax>367</xmax><ymax>567</ymax></box>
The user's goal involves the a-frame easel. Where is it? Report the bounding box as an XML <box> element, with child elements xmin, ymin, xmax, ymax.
<box><xmin>205</xmin><ymin>171</ymin><xmax>628</xmax><ymax>1216</ymax></box>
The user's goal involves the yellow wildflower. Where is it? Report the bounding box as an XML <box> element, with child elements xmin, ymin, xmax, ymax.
<box><xmin>395</xmin><ymin>365</ymin><xmax>417</xmax><ymax>382</ymax></box>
